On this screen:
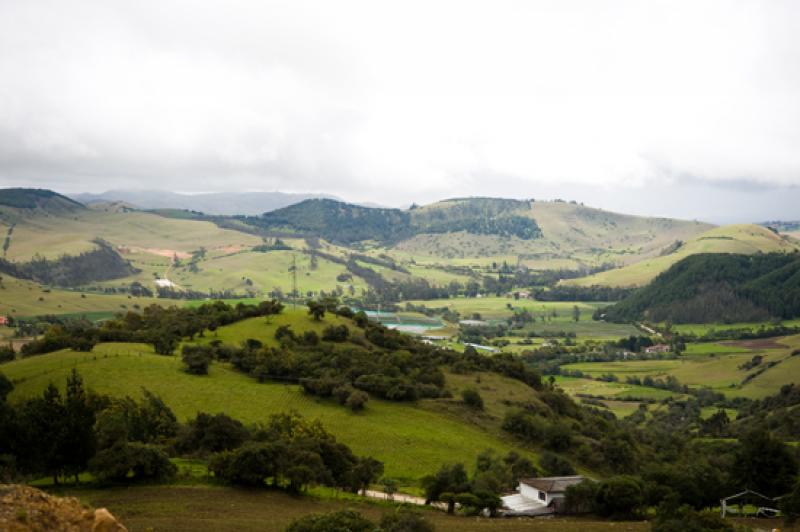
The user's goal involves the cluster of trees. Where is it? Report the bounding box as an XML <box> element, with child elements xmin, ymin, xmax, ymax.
<box><xmin>0</xmin><ymin>370</ymin><xmax>380</xmax><ymax>496</ymax></box>
<box><xmin>20</xmin><ymin>300</ymin><xmax>284</xmax><ymax>357</ymax></box>
<box><xmin>561</xmin><ymin>429</ymin><xmax>800</xmax><ymax>523</ymax></box>
<box><xmin>209</xmin><ymin>411</ymin><xmax>384</xmax><ymax>494</ymax></box>
<box><xmin>602</xmin><ymin>252</ymin><xmax>800</xmax><ymax>323</ymax></box>
<box><xmin>0</xmin><ymin>370</ymin><xmax>177</xmax><ymax>484</ymax></box>
<box><xmin>252</xmin><ymin>238</ymin><xmax>292</xmax><ymax>252</ymax></box>
<box><xmin>422</xmin><ymin>450</ymin><xmax>536</xmax><ymax>515</ymax></box>
<box><xmin>532</xmin><ymin>285</ymin><xmax>634</xmax><ymax>302</ymax></box>
<box><xmin>0</xmin><ymin>239</ymin><xmax>139</xmax><ymax>287</ymax></box>
<box><xmin>174</xmin><ymin>304</ymin><xmax>541</xmax><ymax>409</ymax></box>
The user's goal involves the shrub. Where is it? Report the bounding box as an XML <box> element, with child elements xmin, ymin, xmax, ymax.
<box><xmin>181</xmin><ymin>345</ymin><xmax>212</xmax><ymax>375</ymax></box>
<box><xmin>0</xmin><ymin>344</ymin><xmax>13</xmax><ymax>363</ymax></box>
<box><xmin>461</xmin><ymin>389</ymin><xmax>484</xmax><ymax>410</ymax></box>
<box><xmin>539</xmin><ymin>452</ymin><xmax>575</xmax><ymax>476</ymax></box>
<box><xmin>89</xmin><ymin>442</ymin><xmax>176</xmax><ymax>483</ymax></box>
<box><xmin>594</xmin><ymin>476</ymin><xmax>645</xmax><ymax>520</ymax></box>
<box><xmin>322</xmin><ymin>324</ymin><xmax>350</xmax><ymax>342</ymax></box>
<box><xmin>346</xmin><ymin>390</ymin><xmax>369</xmax><ymax>412</ymax></box>
<box><xmin>379</xmin><ymin>509</ymin><xmax>435</xmax><ymax>532</ymax></box>
<box><xmin>285</xmin><ymin>510</ymin><xmax>374</xmax><ymax>532</ymax></box>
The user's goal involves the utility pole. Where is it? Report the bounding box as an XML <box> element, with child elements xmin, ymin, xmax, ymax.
<box><xmin>291</xmin><ymin>254</ymin><xmax>298</xmax><ymax>310</ymax></box>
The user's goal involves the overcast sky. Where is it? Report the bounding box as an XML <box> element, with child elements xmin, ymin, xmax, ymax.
<box><xmin>1</xmin><ymin>0</ymin><xmax>799</xmax><ymax>222</ymax></box>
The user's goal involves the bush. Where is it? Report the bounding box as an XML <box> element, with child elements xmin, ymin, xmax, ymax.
<box><xmin>89</xmin><ymin>442</ymin><xmax>176</xmax><ymax>483</ymax></box>
<box><xmin>322</xmin><ymin>324</ymin><xmax>350</xmax><ymax>342</ymax></box>
<box><xmin>652</xmin><ymin>498</ymin><xmax>733</xmax><ymax>532</ymax></box>
<box><xmin>181</xmin><ymin>345</ymin><xmax>212</xmax><ymax>375</ymax></box>
<box><xmin>176</xmin><ymin>412</ymin><xmax>250</xmax><ymax>454</ymax></box>
<box><xmin>595</xmin><ymin>476</ymin><xmax>645</xmax><ymax>520</ymax></box>
<box><xmin>461</xmin><ymin>389</ymin><xmax>484</xmax><ymax>410</ymax></box>
<box><xmin>539</xmin><ymin>451</ymin><xmax>575</xmax><ymax>476</ymax></box>
<box><xmin>285</xmin><ymin>510</ymin><xmax>374</xmax><ymax>532</ymax></box>
<box><xmin>379</xmin><ymin>509</ymin><xmax>435</xmax><ymax>532</ymax></box>
<box><xmin>346</xmin><ymin>390</ymin><xmax>369</xmax><ymax>412</ymax></box>
<box><xmin>0</xmin><ymin>344</ymin><xmax>15</xmax><ymax>363</ymax></box>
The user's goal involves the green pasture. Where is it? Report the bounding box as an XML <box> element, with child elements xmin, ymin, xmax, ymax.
<box><xmin>562</xmin><ymin>335</ymin><xmax>800</xmax><ymax>399</ymax></box>
<box><xmin>2</xmin><ymin>344</ymin><xmax>535</xmax><ymax>484</ymax></box>
<box><xmin>0</xmin><ymin>276</ymin><xmax>176</xmax><ymax>317</ymax></box>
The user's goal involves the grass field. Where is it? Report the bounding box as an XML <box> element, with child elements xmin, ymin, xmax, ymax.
<box><xmin>561</xmin><ymin>335</ymin><xmax>800</xmax><ymax>399</ymax></box>
<box><xmin>672</xmin><ymin>319</ymin><xmax>800</xmax><ymax>336</ymax></box>
<box><xmin>0</xmin><ymin>276</ymin><xmax>176</xmax><ymax>318</ymax></box>
<box><xmin>2</xmin><ymin>311</ymin><xmax>540</xmax><ymax>484</ymax></box>
<box><xmin>5</xmin><ymin>209</ymin><xmax>261</xmax><ymax>261</ymax></box>
<box><xmin>55</xmin><ymin>485</ymin><xmax>652</xmax><ymax>532</ymax></box>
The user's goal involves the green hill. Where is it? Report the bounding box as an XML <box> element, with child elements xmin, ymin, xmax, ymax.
<box><xmin>0</xmin><ymin>188</ymin><xmax>84</xmax><ymax>213</ymax></box>
<box><xmin>0</xmin><ymin>309</ymin><xmax>549</xmax><ymax>482</ymax></box>
<box><xmin>244</xmin><ymin>197</ymin><xmax>542</xmax><ymax>245</ymax></box>
<box><xmin>566</xmin><ymin>224</ymin><xmax>799</xmax><ymax>287</ymax></box>
<box><xmin>601</xmin><ymin>252</ymin><xmax>800</xmax><ymax>323</ymax></box>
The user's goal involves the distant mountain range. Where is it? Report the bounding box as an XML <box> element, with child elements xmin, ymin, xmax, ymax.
<box><xmin>70</xmin><ymin>189</ymin><xmax>339</xmax><ymax>215</ymax></box>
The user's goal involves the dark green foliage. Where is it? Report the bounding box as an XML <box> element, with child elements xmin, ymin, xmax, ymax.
<box><xmin>285</xmin><ymin>510</ymin><xmax>375</xmax><ymax>532</ymax></box>
<box><xmin>322</xmin><ymin>324</ymin><xmax>349</xmax><ymax>342</ymax></box>
<box><xmin>89</xmin><ymin>441</ymin><xmax>176</xmax><ymax>483</ymax></box>
<box><xmin>539</xmin><ymin>451</ymin><xmax>575</xmax><ymax>476</ymax></box>
<box><xmin>307</xmin><ymin>300</ymin><xmax>325</xmax><ymax>321</ymax></box>
<box><xmin>461</xmin><ymin>389</ymin><xmax>483</xmax><ymax>409</ymax></box>
<box><xmin>594</xmin><ymin>476</ymin><xmax>645</xmax><ymax>520</ymax></box>
<box><xmin>733</xmin><ymin>430</ymin><xmax>798</xmax><ymax>496</ymax></box>
<box><xmin>652</xmin><ymin>497</ymin><xmax>733</xmax><ymax>532</ymax></box>
<box><xmin>781</xmin><ymin>481</ymin><xmax>800</xmax><ymax>525</ymax></box>
<box><xmin>61</xmin><ymin>370</ymin><xmax>96</xmax><ymax>481</ymax></box>
<box><xmin>602</xmin><ymin>253</ymin><xmax>800</xmax><ymax>323</ymax></box>
<box><xmin>176</xmin><ymin>412</ymin><xmax>250</xmax><ymax>454</ymax></box>
<box><xmin>379</xmin><ymin>509</ymin><xmax>435</xmax><ymax>532</ymax></box>
<box><xmin>0</xmin><ymin>239</ymin><xmax>138</xmax><ymax>287</ymax></box>
<box><xmin>0</xmin><ymin>372</ymin><xmax>12</xmax><ymax>401</ymax></box>
<box><xmin>0</xmin><ymin>188</ymin><xmax>83</xmax><ymax>209</ymax></box>
<box><xmin>210</xmin><ymin>411</ymin><xmax>383</xmax><ymax>494</ymax></box>
<box><xmin>564</xmin><ymin>479</ymin><xmax>599</xmax><ymax>514</ymax></box>
<box><xmin>0</xmin><ymin>344</ymin><xmax>14</xmax><ymax>363</ymax></box>
<box><xmin>345</xmin><ymin>390</ymin><xmax>368</xmax><ymax>412</ymax></box>
<box><xmin>181</xmin><ymin>345</ymin><xmax>212</xmax><ymax>375</ymax></box>
<box><xmin>422</xmin><ymin>463</ymin><xmax>470</xmax><ymax>513</ymax></box>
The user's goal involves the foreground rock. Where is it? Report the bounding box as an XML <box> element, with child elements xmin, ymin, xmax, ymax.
<box><xmin>0</xmin><ymin>484</ymin><xmax>127</xmax><ymax>532</ymax></box>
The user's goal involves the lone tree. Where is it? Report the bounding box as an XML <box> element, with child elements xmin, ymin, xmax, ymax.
<box><xmin>572</xmin><ymin>305</ymin><xmax>581</xmax><ymax>322</ymax></box>
<box><xmin>307</xmin><ymin>300</ymin><xmax>325</xmax><ymax>321</ymax></box>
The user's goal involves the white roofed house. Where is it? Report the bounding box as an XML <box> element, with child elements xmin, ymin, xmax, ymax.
<box><xmin>501</xmin><ymin>476</ymin><xmax>585</xmax><ymax>516</ymax></box>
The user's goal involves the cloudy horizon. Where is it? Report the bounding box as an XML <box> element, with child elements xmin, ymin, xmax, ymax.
<box><xmin>1</xmin><ymin>1</ymin><xmax>799</xmax><ymax>223</ymax></box>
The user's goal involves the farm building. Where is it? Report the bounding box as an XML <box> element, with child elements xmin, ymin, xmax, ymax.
<box><xmin>0</xmin><ymin>316</ymin><xmax>8</xmax><ymax>326</ymax></box>
<box><xmin>501</xmin><ymin>476</ymin><xmax>585</xmax><ymax>516</ymax></box>
<box><xmin>645</xmin><ymin>344</ymin><xmax>670</xmax><ymax>354</ymax></box>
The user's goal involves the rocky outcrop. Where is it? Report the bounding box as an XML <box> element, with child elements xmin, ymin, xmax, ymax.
<box><xmin>0</xmin><ymin>484</ymin><xmax>127</xmax><ymax>532</ymax></box>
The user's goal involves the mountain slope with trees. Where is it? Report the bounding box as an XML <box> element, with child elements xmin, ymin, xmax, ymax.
<box><xmin>601</xmin><ymin>252</ymin><xmax>800</xmax><ymax>323</ymax></box>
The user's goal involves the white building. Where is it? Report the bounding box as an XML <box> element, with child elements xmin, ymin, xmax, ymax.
<box><xmin>501</xmin><ymin>476</ymin><xmax>585</xmax><ymax>516</ymax></box>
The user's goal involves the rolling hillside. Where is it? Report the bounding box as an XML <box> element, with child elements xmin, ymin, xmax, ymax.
<box><xmin>0</xmin><ymin>309</ymin><xmax>544</xmax><ymax>482</ymax></box>
<box><xmin>566</xmin><ymin>224</ymin><xmax>800</xmax><ymax>287</ymax></box>
<box><xmin>393</xmin><ymin>199</ymin><xmax>711</xmax><ymax>268</ymax></box>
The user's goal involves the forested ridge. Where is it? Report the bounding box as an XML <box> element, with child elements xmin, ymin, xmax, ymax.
<box><xmin>238</xmin><ymin>198</ymin><xmax>542</xmax><ymax>244</ymax></box>
<box><xmin>601</xmin><ymin>252</ymin><xmax>800</xmax><ymax>323</ymax></box>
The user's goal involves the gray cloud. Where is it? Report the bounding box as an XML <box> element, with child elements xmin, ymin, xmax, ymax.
<box><xmin>1</xmin><ymin>0</ymin><xmax>799</xmax><ymax>221</ymax></box>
